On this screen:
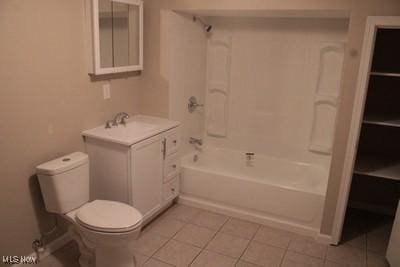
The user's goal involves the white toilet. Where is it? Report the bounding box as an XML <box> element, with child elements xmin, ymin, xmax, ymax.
<box><xmin>36</xmin><ymin>152</ymin><xmax>143</xmax><ymax>267</ymax></box>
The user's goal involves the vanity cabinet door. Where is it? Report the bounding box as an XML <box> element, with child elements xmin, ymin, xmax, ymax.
<box><xmin>130</xmin><ymin>134</ymin><xmax>163</xmax><ymax>221</ymax></box>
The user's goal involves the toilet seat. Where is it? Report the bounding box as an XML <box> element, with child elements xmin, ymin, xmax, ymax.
<box><xmin>76</xmin><ymin>200</ymin><xmax>142</xmax><ymax>233</ymax></box>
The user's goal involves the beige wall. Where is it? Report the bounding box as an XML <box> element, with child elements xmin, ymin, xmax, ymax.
<box><xmin>0</xmin><ymin>0</ymin><xmax>141</xmax><ymax>259</ymax></box>
<box><xmin>140</xmin><ymin>0</ymin><xmax>400</xmax><ymax>237</ymax></box>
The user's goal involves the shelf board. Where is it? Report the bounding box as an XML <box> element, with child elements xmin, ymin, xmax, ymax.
<box><xmin>363</xmin><ymin>114</ymin><xmax>400</xmax><ymax>128</ymax></box>
<box><xmin>354</xmin><ymin>153</ymin><xmax>400</xmax><ymax>181</ymax></box>
<box><xmin>370</xmin><ymin>71</ymin><xmax>400</xmax><ymax>78</ymax></box>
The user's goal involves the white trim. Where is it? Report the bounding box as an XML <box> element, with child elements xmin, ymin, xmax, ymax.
<box><xmin>174</xmin><ymin>9</ymin><xmax>351</xmax><ymax>19</ymax></box>
<box><xmin>92</xmin><ymin>0</ymin><xmax>101</xmax><ymax>74</ymax></box>
<box><xmin>111</xmin><ymin>0</ymin><xmax>141</xmax><ymax>5</ymax></box>
<box><xmin>316</xmin><ymin>233</ymin><xmax>333</xmax><ymax>245</ymax></box>
<box><xmin>12</xmin><ymin>233</ymin><xmax>72</xmax><ymax>267</ymax></box>
<box><xmin>331</xmin><ymin>16</ymin><xmax>400</xmax><ymax>245</ymax></box>
<box><xmin>178</xmin><ymin>195</ymin><xmax>322</xmax><ymax>240</ymax></box>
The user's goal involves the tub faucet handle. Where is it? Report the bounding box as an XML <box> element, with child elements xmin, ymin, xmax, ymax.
<box><xmin>245</xmin><ymin>152</ymin><xmax>255</xmax><ymax>160</ymax></box>
<box><xmin>188</xmin><ymin>96</ymin><xmax>204</xmax><ymax>113</ymax></box>
<box><xmin>189</xmin><ymin>137</ymin><xmax>203</xmax><ymax>146</ymax></box>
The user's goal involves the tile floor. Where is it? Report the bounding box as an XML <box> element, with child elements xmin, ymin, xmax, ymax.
<box><xmin>35</xmin><ymin>205</ymin><xmax>394</xmax><ymax>267</ymax></box>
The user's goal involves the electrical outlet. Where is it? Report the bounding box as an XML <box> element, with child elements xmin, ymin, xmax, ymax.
<box><xmin>103</xmin><ymin>83</ymin><xmax>111</xmax><ymax>99</ymax></box>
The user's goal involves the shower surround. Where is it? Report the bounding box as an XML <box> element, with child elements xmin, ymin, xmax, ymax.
<box><xmin>164</xmin><ymin>12</ymin><xmax>348</xmax><ymax>237</ymax></box>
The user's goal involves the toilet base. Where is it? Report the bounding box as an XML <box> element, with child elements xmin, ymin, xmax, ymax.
<box><xmin>95</xmin><ymin>246</ymin><xmax>136</xmax><ymax>267</ymax></box>
<box><xmin>68</xmin><ymin>225</ymin><xmax>138</xmax><ymax>267</ymax></box>
<box><xmin>68</xmin><ymin>226</ymin><xmax>94</xmax><ymax>267</ymax></box>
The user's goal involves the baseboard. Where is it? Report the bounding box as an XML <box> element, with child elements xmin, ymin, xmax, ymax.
<box><xmin>178</xmin><ymin>194</ymin><xmax>322</xmax><ymax>239</ymax></box>
<box><xmin>316</xmin><ymin>233</ymin><xmax>333</xmax><ymax>244</ymax></box>
<box><xmin>12</xmin><ymin>232</ymin><xmax>72</xmax><ymax>267</ymax></box>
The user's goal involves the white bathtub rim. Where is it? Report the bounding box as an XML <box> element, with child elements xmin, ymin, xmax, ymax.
<box><xmin>178</xmin><ymin>194</ymin><xmax>329</xmax><ymax>242</ymax></box>
<box><xmin>181</xmin><ymin>149</ymin><xmax>328</xmax><ymax>196</ymax></box>
<box><xmin>183</xmin><ymin>147</ymin><xmax>326</xmax><ymax>170</ymax></box>
<box><xmin>181</xmin><ymin>164</ymin><xmax>326</xmax><ymax>197</ymax></box>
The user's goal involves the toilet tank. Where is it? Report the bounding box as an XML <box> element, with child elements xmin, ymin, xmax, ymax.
<box><xmin>36</xmin><ymin>152</ymin><xmax>90</xmax><ymax>214</ymax></box>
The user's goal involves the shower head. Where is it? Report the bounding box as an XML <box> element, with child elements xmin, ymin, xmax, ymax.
<box><xmin>193</xmin><ymin>16</ymin><xmax>213</xmax><ymax>33</ymax></box>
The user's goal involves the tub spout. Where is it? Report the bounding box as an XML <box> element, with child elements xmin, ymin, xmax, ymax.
<box><xmin>245</xmin><ymin>152</ymin><xmax>255</xmax><ymax>161</ymax></box>
<box><xmin>246</xmin><ymin>152</ymin><xmax>255</xmax><ymax>167</ymax></box>
<box><xmin>189</xmin><ymin>137</ymin><xmax>203</xmax><ymax>146</ymax></box>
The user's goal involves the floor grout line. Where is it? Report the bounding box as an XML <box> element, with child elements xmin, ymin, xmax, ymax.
<box><xmin>187</xmin><ymin>213</ymin><xmax>234</xmax><ymax>266</ymax></box>
<box><xmin>278</xmin><ymin>248</ymin><xmax>289</xmax><ymax>267</ymax></box>
<box><xmin>234</xmin><ymin>220</ymin><xmax>261</xmax><ymax>265</ymax></box>
<box><xmin>40</xmin><ymin>204</ymin><xmax>394</xmax><ymax>267</ymax></box>
<box><xmin>143</xmin><ymin>230</ymin><xmax>178</xmax><ymax>265</ymax></box>
<box><xmin>148</xmin><ymin>204</ymin><xmax>227</xmax><ymax>267</ymax></box>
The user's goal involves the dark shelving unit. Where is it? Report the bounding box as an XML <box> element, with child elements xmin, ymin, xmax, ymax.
<box><xmin>354</xmin><ymin>28</ymin><xmax>400</xmax><ymax>181</ymax></box>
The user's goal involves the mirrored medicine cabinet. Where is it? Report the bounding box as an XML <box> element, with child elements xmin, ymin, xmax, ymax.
<box><xmin>88</xmin><ymin>0</ymin><xmax>143</xmax><ymax>75</ymax></box>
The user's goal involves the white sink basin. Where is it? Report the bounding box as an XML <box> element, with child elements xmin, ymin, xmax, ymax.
<box><xmin>105</xmin><ymin>121</ymin><xmax>157</xmax><ymax>137</ymax></box>
<box><xmin>82</xmin><ymin>115</ymin><xmax>180</xmax><ymax>146</ymax></box>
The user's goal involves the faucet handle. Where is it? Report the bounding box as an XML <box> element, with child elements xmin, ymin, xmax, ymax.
<box><xmin>120</xmin><ymin>114</ymin><xmax>129</xmax><ymax>125</ymax></box>
<box><xmin>105</xmin><ymin>120</ymin><xmax>114</xmax><ymax>129</ymax></box>
<box><xmin>188</xmin><ymin>96</ymin><xmax>204</xmax><ymax>113</ymax></box>
<box><xmin>113</xmin><ymin>112</ymin><xmax>129</xmax><ymax>126</ymax></box>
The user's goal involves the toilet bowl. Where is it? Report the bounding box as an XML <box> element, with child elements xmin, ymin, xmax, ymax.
<box><xmin>36</xmin><ymin>152</ymin><xmax>143</xmax><ymax>267</ymax></box>
<box><xmin>67</xmin><ymin>200</ymin><xmax>142</xmax><ymax>267</ymax></box>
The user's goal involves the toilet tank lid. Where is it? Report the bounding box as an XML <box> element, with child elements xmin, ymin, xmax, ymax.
<box><xmin>36</xmin><ymin>152</ymin><xmax>89</xmax><ymax>176</ymax></box>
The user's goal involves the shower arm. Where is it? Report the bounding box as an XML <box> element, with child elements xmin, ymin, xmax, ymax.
<box><xmin>193</xmin><ymin>16</ymin><xmax>212</xmax><ymax>32</ymax></box>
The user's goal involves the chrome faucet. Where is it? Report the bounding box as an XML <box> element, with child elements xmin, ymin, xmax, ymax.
<box><xmin>119</xmin><ymin>112</ymin><xmax>129</xmax><ymax>125</ymax></box>
<box><xmin>105</xmin><ymin>112</ymin><xmax>129</xmax><ymax>128</ymax></box>
<box><xmin>189</xmin><ymin>137</ymin><xmax>203</xmax><ymax>146</ymax></box>
<box><xmin>113</xmin><ymin>112</ymin><xmax>129</xmax><ymax>126</ymax></box>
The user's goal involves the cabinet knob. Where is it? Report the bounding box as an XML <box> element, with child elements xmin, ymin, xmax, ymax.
<box><xmin>173</xmin><ymin>140</ymin><xmax>177</xmax><ymax>145</ymax></box>
<box><xmin>172</xmin><ymin>164</ymin><xmax>177</xmax><ymax>169</ymax></box>
<box><xmin>171</xmin><ymin>188</ymin><xmax>175</xmax><ymax>192</ymax></box>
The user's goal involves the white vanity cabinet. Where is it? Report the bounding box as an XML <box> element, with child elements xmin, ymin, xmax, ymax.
<box><xmin>83</xmin><ymin>116</ymin><xmax>180</xmax><ymax>223</ymax></box>
<box><xmin>130</xmin><ymin>128</ymin><xmax>180</xmax><ymax>221</ymax></box>
<box><xmin>130</xmin><ymin>134</ymin><xmax>164</xmax><ymax>221</ymax></box>
<box><xmin>162</xmin><ymin>133</ymin><xmax>181</xmax><ymax>202</ymax></box>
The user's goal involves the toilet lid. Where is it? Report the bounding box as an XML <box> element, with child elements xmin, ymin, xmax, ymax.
<box><xmin>76</xmin><ymin>200</ymin><xmax>142</xmax><ymax>233</ymax></box>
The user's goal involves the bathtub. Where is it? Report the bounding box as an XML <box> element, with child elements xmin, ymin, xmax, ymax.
<box><xmin>179</xmin><ymin>147</ymin><xmax>328</xmax><ymax>236</ymax></box>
